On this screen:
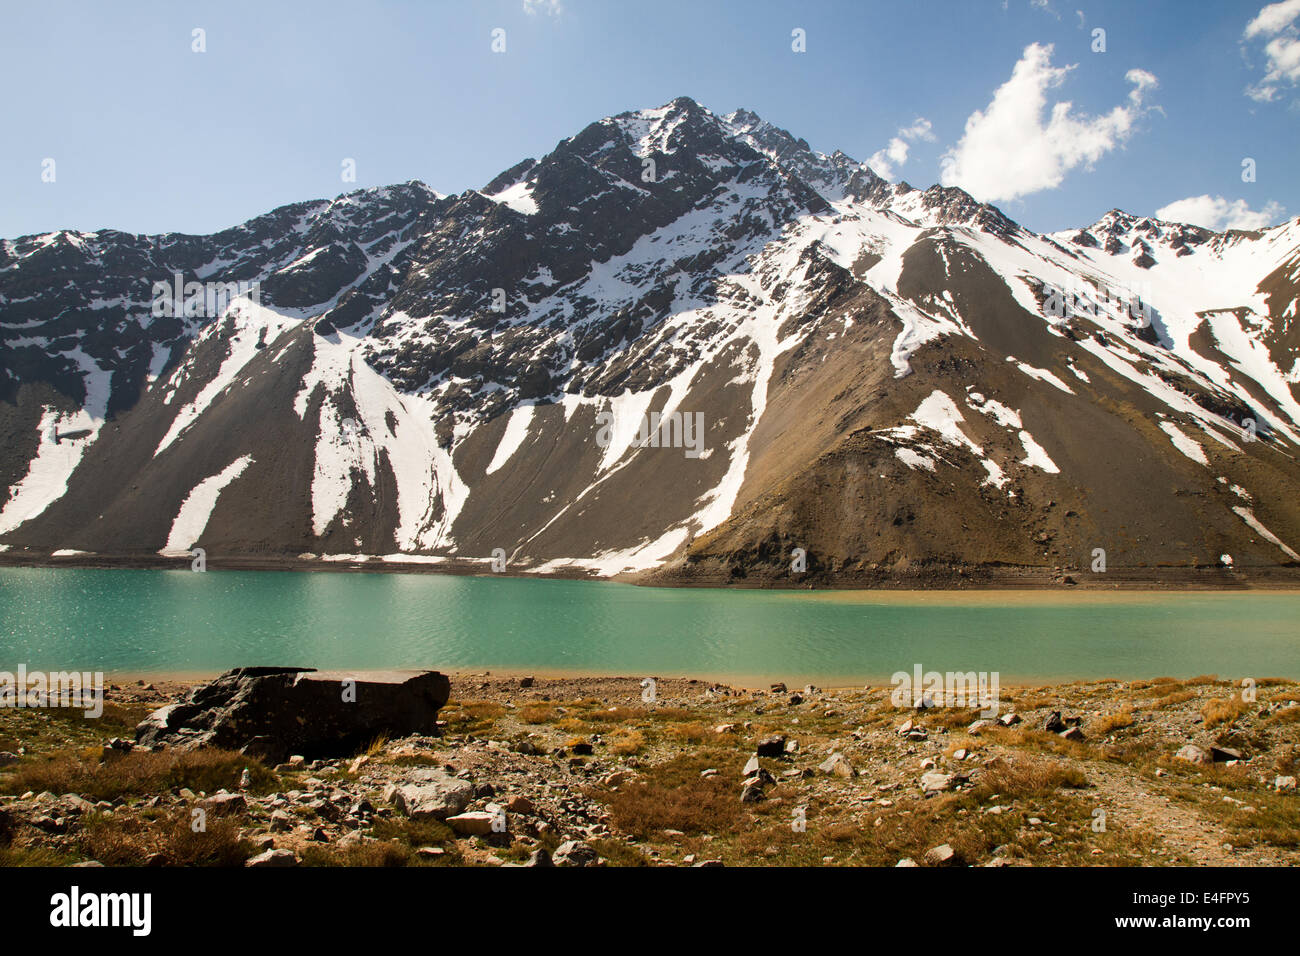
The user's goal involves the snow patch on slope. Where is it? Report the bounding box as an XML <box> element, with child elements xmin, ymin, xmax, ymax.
<box><xmin>1159</xmin><ymin>420</ymin><xmax>1209</xmax><ymax>465</ymax></box>
<box><xmin>162</xmin><ymin>455</ymin><xmax>254</xmax><ymax>551</ymax></box>
<box><xmin>0</xmin><ymin>350</ymin><xmax>111</xmax><ymax>535</ymax></box>
<box><xmin>155</xmin><ymin>300</ymin><xmax>301</xmax><ymax>457</ymax></box>
<box><xmin>485</xmin><ymin>405</ymin><xmax>537</xmax><ymax>475</ymax></box>
<box><xmin>296</xmin><ymin>331</ymin><xmax>464</xmax><ymax>549</ymax></box>
<box><xmin>1232</xmin><ymin>506</ymin><xmax>1300</xmax><ymax>560</ymax></box>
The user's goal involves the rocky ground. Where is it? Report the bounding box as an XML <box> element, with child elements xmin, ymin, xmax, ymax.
<box><xmin>0</xmin><ymin>673</ymin><xmax>1296</xmax><ymax>867</ymax></box>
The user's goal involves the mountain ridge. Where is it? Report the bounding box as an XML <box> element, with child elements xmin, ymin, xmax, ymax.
<box><xmin>3</xmin><ymin>97</ymin><xmax>1299</xmax><ymax>586</ymax></box>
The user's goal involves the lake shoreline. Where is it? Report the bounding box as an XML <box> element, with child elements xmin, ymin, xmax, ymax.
<box><xmin>4</xmin><ymin>550</ymin><xmax>1300</xmax><ymax>590</ymax></box>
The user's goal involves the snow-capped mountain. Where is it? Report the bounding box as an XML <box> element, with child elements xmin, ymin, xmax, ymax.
<box><xmin>3</xmin><ymin>96</ymin><xmax>1299</xmax><ymax>583</ymax></box>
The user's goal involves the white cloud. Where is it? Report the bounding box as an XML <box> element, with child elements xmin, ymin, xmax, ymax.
<box><xmin>1243</xmin><ymin>0</ymin><xmax>1300</xmax><ymax>101</ymax></box>
<box><xmin>939</xmin><ymin>43</ymin><xmax>1157</xmax><ymax>202</ymax></box>
<box><xmin>868</xmin><ymin>117</ymin><xmax>934</xmax><ymax>179</ymax></box>
<box><xmin>1155</xmin><ymin>194</ymin><xmax>1286</xmax><ymax>231</ymax></box>
<box><xmin>523</xmin><ymin>0</ymin><xmax>563</xmax><ymax>16</ymax></box>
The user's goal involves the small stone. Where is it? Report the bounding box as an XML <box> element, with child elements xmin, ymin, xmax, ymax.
<box><xmin>446</xmin><ymin>811</ymin><xmax>498</xmax><ymax>836</ymax></box>
<box><xmin>202</xmin><ymin>791</ymin><xmax>247</xmax><ymax>815</ymax></box>
<box><xmin>552</xmin><ymin>840</ymin><xmax>598</xmax><ymax>867</ymax></box>
<box><xmin>1275</xmin><ymin>776</ymin><xmax>1297</xmax><ymax>792</ymax></box>
<box><xmin>818</xmin><ymin>753</ymin><xmax>855</xmax><ymax>778</ymax></box>
<box><xmin>923</xmin><ymin>844</ymin><xmax>960</xmax><ymax>866</ymax></box>
<box><xmin>505</xmin><ymin>794</ymin><xmax>535</xmax><ymax>814</ymax></box>
<box><xmin>1059</xmin><ymin>727</ymin><xmax>1085</xmax><ymax>741</ymax></box>
<box><xmin>1175</xmin><ymin>745</ymin><xmax>1211</xmax><ymax>766</ymax></box>
<box><xmin>246</xmin><ymin>848</ymin><xmax>299</xmax><ymax>867</ymax></box>
<box><xmin>896</xmin><ymin>858</ymin><xmax>918</xmax><ymax>867</ymax></box>
<box><xmin>920</xmin><ymin>771</ymin><xmax>954</xmax><ymax>793</ymax></box>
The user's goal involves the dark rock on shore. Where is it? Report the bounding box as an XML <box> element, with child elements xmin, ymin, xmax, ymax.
<box><xmin>134</xmin><ymin>667</ymin><xmax>450</xmax><ymax>762</ymax></box>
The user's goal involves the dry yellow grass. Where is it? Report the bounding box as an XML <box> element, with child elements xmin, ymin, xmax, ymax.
<box><xmin>978</xmin><ymin>754</ymin><xmax>1088</xmax><ymax>796</ymax></box>
<box><xmin>607</xmin><ymin>730</ymin><xmax>645</xmax><ymax>756</ymax></box>
<box><xmin>2</xmin><ymin>748</ymin><xmax>277</xmax><ymax>801</ymax></box>
<box><xmin>665</xmin><ymin>721</ymin><xmax>708</xmax><ymax>744</ymax></box>
<box><xmin>1092</xmin><ymin>706</ymin><xmax>1135</xmax><ymax>734</ymax></box>
<box><xmin>1150</xmin><ymin>689</ymin><xmax>1195</xmax><ymax>708</ymax></box>
<box><xmin>519</xmin><ymin>704</ymin><xmax>555</xmax><ymax>724</ymax></box>
<box><xmin>1202</xmin><ymin>696</ymin><xmax>1250</xmax><ymax>728</ymax></box>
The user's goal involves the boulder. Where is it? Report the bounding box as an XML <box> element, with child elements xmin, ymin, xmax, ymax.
<box><xmin>392</xmin><ymin>770</ymin><xmax>474</xmax><ymax>820</ymax></box>
<box><xmin>1043</xmin><ymin>711</ymin><xmax>1065</xmax><ymax>733</ymax></box>
<box><xmin>133</xmin><ymin>667</ymin><xmax>450</xmax><ymax>763</ymax></box>
<box><xmin>1210</xmin><ymin>746</ymin><xmax>1243</xmax><ymax>763</ymax></box>
<box><xmin>756</xmin><ymin>735</ymin><xmax>786</xmax><ymax>757</ymax></box>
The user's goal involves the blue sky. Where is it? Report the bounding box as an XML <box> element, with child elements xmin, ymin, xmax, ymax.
<box><xmin>1</xmin><ymin>0</ymin><xmax>1296</xmax><ymax>238</ymax></box>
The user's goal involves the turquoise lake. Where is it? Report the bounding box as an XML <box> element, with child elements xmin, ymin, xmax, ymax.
<box><xmin>0</xmin><ymin>567</ymin><xmax>1296</xmax><ymax>685</ymax></box>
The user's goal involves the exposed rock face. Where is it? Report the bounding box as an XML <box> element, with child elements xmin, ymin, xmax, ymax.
<box><xmin>134</xmin><ymin>666</ymin><xmax>450</xmax><ymax>762</ymax></box>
